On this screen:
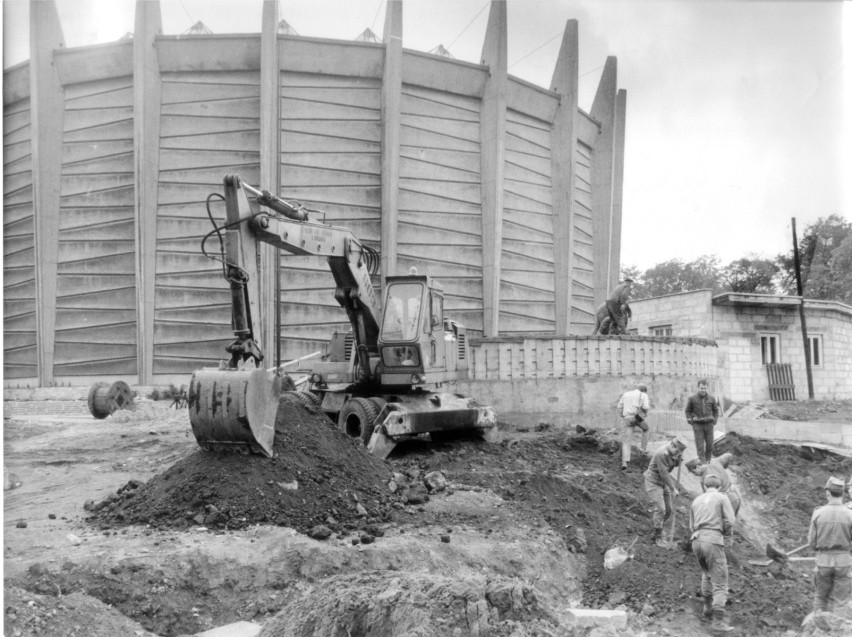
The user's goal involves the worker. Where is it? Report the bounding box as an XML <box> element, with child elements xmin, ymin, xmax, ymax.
<box><xmin>605</xmin><ymin>278</ymin><xmax>633</xmax><ymax>334</ymax></box>
<box><xmin>807</xmin><ymin>476</ymin><xmax>852</xmax><ymax>615</ymax></box>
<box><xmin>685</xmin><ymin>379</ymin><xmax>720</xmax><ymax>463</ymax></box>
<box><xmin>689</xmin><ymin>473</ymin><xmax>736</xmax><ymax>633</ymax></box>
<box><xmin>644</xmin><ymin>436</ymin><xmax>689</xmax><ymax>546</ymax></box>
<box><xmin>616</xmin><ymin>383</ymin><xmax>651</xmax><ymax>472</ymax></box>
<box><xmin>685</xmin><ymin>453</ymin><xmax>741</xmax><ymax>516</ymax></box>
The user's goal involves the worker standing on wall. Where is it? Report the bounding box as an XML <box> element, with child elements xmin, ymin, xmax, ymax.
<box><xmin>605</xmin><ymin>278</ymin><xmax>634</xmax><ymax>334</ymax></box>
<box><xmin>616</xmin><ymin>383</ymin><xmax>651</xmax><ymax>472</ymax></box>
<box><xmin>685</xmin><ymin>379</ymin><xmax>720</xmax><ymax>463</ymax></box>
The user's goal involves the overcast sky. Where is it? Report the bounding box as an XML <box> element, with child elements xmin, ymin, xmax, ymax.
<box><xmin>3</xmin><ymin>0</ymin><xmax>849</xmax><ymax>271</ymax></box>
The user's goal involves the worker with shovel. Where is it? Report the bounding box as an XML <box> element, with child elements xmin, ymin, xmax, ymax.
<box><xmin>685</xmin><ymin>453</ymin><xmax>741</xmax><ymax>516</ymax></box>
<box><xmin>807</xmin><ymin>476</ymin><xmax>852</xmax><ymax>616</ymax></box>
<box><xmin>644</xmin><ymin>436</ymin><xmax>689</xmax><ymax>547</ymax></box>
<box><xmin>689</xmin><ymin>473</ymin><xmax>736</xmax><ymax>633</ymax></box>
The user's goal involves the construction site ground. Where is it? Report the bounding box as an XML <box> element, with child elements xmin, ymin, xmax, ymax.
<box><xmin>4</xmin><ymin>395</ymin><xmax>852</xmax><ymax>637</ymax></box>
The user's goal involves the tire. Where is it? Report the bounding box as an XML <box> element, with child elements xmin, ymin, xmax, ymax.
<box><xmin>338</xmin><ymin>397</ymin><xmax>379</xmax><ymax>445</ymax></box>
<box><xmin>293</xmin><ymin>390</ymin><xmax>322</xmax><ymax>410</ymax></box>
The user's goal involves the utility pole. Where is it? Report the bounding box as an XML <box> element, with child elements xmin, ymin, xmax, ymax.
<box><xmin>792</xmin><ymin>218</ymin><xmax>815</xmax><ymax>399</ymax></box>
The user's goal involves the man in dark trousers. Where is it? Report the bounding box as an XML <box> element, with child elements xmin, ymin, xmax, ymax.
<box><xmin>808</xmin><ymin>476</ymin><xmax>852</xmax><ymax>616</ymax></box>
<box><xmin>685</xmin><ymin>379</ymin><xmax>720</xmax><ymax>463</ymax></box>
<box><xmin>605</xmin><ymin>278</ymin><xmax>634</xmax><ymax>334</ymax></box>
<box><xmin>689</xmin><ymin>473</ymin><xmax>736</xmax><ymax>633</ymax></box>
<box><xmin>644</xmin><ymin>436</ymin><xmax>689</xmax><ymax>546</ymax></box>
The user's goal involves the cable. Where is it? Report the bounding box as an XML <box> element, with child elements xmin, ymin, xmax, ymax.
<box><xmin>508</xmin><ymin>31</ymin><xmax>562</xmax><ymax>70</ymax></box>
<box><xmin>178</xmin><ymin>0</ymin><xmax>195</xmax><ymax>27</ymax></box>
<box><xmin>370</xmin><ymin>0</ymin><xmax>385</xmax><ymax>34</ymax></box>
<box><xmin>447</xmin><ymin>0</ymin><xmax>489</xmax><ymax>51</ymax></box>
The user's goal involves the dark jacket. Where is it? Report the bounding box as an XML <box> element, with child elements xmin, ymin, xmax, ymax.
<box><xmin>686</xmin><ymin>393</ymin><xmax>719</xmax><ymax>425</ymax></box>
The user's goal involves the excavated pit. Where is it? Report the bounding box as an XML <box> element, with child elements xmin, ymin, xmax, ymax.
<box><xmin>6</xmin><ymin>397</ymin><xmax>852</xmax><ymax>636</ymax></box>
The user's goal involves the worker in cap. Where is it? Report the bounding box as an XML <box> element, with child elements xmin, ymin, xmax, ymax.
<box><xmin>615</xmin><ymin>383</ymin><xmax>651</xmax><ymax>472</ymax></box>
<box><xmin>689</xmin><ymin>471</ymin><xmax>736</xmax><ymax>631</ymax></box>
<box><xmin>808</xmin><ymin>476</ymin><xmax>852</xmax><ymax>615</ymax></box>
<box><xmin>686</xmin><ymin>453</ymin><xmax>741</xmax><ymax>516</ymax></box>
<box><xmin>685</xmin><ymin>379</ymin><xmax>720</xmax><ymax>463</ymax></box>
<box><xmin>644</xmin><ymin>436</ymin><xmax>690</xmax><ymax>547</ymax></box>
<box><xmin>604</xmin><ymin>278</ymin><xmax>634</xmax><ymax>334</ymax></box>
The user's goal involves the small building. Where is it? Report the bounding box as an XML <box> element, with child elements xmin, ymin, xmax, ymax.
<box><xmin>629</xmin><ymin>290</ymin><xmax>852</xmax><ymax>402</ymax></box>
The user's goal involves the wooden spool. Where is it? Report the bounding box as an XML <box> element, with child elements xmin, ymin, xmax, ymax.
<box><xmin>88</xmin><ymin>381</ymin><xmax>135</xmax><ymax>419</ymax></box>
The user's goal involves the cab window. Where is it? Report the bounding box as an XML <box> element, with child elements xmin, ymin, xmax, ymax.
<box><xmin>381</xmin><ymin>282</ymin><xmax>423</xmax><ymax>341</ymax></box>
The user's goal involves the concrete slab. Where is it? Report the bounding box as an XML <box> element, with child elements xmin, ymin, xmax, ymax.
<box><xmin>194</xmin><ymin>621</ymin><xmax>262</xmax><ymax>637</ymax></box>
<box><xmin>566</xmin><ymin>608</ymin><xmax>628</xmax><ymax>629</ymax></box>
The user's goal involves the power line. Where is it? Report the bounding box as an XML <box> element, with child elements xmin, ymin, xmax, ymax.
<box><xmin>447</xmin><ymin>0</ymin><xmax>490</xmax><ymax>51</ymax></box>
<box><xmin>370</xmin><ymin>0</ymin><xmax>385</xmax><ymax>34</ymax></box>
<box><xmin>178</xmin><ymin>0</ymin><xmax>195</xmax><ymax>27</ymax></box>
<box><xmin>508</xmin><ymin>31</ymin><xmax>562</xmax><ymax>70</ymax></box>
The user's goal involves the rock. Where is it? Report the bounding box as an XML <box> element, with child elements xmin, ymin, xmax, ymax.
<box><xmin>392</xmin><ymin>472</ymin><xmax>406</xmax><ymax>485</ymax></box>
<box><xmin>566</xmin><ymin>608</ymin><xmax>627</xmax><ymax>630</ymax></box>
<box><xmin>47</xmin><ymin>514</ymin><xmax>56</xmax><ymax>520</ymax></box>
<box><xmin>440</xmin><ymin>535</ymin><xmax>451</xmax><ymax>543</ymax></box>
<box><xmin>424</xmin><ymin>471</ymin><xmax>448</xmax><ymax>493</ymax></box>
<box><xmin>66</xmin><ymin>533</ymin><xmax>81</xmax><ymax>545</ymax></box>
<box><xmin>307</xmin><ymin>525</ymin><xmax>332</xmax><ymax>540</ymax></box>
<box><xmin>607</xmin><ymin>591</ymin><xmax>627</xmax><ymax>606</ymax></box>
<box><xmin>351</xmin><ymin>537</ymin><xmax>360</xmax><ymax>545</ymax></box>
<box><xmin>15</xmin><ymin>520</ymin><xmax>27</xmax><ymax>529</ymax></box>
<box><xmin>405</xmin><ymin>492</ymin><xmax>429</xmax><ymax>505</ymax></box>
<box><xmin>388</xmin><ymin>480</ymin><xmax>398</xmax><ymax>493</ymax></box>
<box><xmin>640</xmin><ymin>602</ymin><xmax>655</xmax><ymax>616</ymax></box>
<box><xmin>356</xmin><ymin>503</ymin><xmax>368</xmax><ymax>516</ymax></box>
<box><xmin>360</xmin><ymin>533</ymin><xmax>374</xmax><ymax>544</ymax></box>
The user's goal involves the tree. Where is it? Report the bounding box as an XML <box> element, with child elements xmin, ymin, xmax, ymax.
<box><xmin>776</xmin><ymin>215</ymin><xmax>852</xmax><ymax>301</ymax></box>
<box><xmin>639</xmin><ymin>255</ymin><xmax>723</xmax><ymax>297</ymax></box>
<box><xmin>721</xmin><ymin>257</ymin><xmax>779</xmax><ymax>293</ymax></box>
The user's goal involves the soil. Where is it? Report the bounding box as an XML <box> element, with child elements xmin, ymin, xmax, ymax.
<box><xmin>4</xmin><ymin>396</ymin><xmax>852</xmax><ymax>637</ymax></box>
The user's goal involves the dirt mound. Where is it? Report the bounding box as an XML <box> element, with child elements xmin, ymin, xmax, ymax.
<box><xmin>716</xmin><ymin>432</ymin><xmax>852</xmax><ymax>545</ymax></box>
<box><xmin>259</xmin><ymin>571</ymin><xmax>560</xmax><ymax>637</ymax></box>
<box><xmin>86</xmin><ymin>394</ymin><xmax>397</xmax><ymax>534</ymax></box>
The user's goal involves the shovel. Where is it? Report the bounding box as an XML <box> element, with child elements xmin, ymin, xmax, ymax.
<box><xmin>604</xmin><ymin>536</ymin><xmax>639</xmax><ymax>569</ymax></box>
<box><xmin>747</xmin><ymin>542</ymin><xmax>809</xmax><ymax>567</ymax></box>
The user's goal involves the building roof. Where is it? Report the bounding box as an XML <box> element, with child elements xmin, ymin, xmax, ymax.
<box><xmin>712</xmin><ymin>292</ymin><xmax>852</xmax><ymax>316</ymax></box>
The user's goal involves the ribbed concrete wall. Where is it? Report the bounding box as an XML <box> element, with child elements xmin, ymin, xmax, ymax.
<box><xmin>3</xmin><ymin>0</ymin><xmax>627</xmax><ymax>387</ymax></box>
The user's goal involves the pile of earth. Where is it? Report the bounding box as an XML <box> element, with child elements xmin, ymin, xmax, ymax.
<box><xmin>385</xmin><ymin>428</ymin><xmax>852</xmax><ymax>635</ymax></box>
<box><xmin>715</xmin><ymin>431</ymin><xmax>852</xmax><ymax>546</ymax></box>
<box><xmin>86</xmin><ymin>394</ymin><xmax>399</xmax><ymax>536</ymax></box>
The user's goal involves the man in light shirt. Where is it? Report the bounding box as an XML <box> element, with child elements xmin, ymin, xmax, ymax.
<box><xmin>616</xmin><ymin>383</ymin><xmax>651</xmax><ymax>472</ymax></box>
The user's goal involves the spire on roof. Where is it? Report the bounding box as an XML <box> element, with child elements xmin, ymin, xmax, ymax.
<box><xmin>182</xmin><ymin>21</ymin><xmax>213</xmax><ymax>35</ymax></box>
<box><xmin>429</xmin><ymin>44</ymin><xmax>454</xmax><ymax>59</ymax></box>
<box><xmin>354</xmin><ymin>28</ymin><xmax>381</xmax><ymax>43</ymax></box>
<box><xmin>278</xmin><ymin>19</ymin><xmax>298</xmax><ymax>36</ymax></box>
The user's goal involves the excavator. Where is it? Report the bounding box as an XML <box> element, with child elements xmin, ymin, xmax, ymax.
<box><xmin>187</xmin><ymin>175</ymin><xmax>498</xmax><ymax>459</ymax></box>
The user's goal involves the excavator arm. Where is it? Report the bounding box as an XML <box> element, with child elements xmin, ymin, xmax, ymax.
<box><xmin>220</xmin><ymin>174</ymin><xmax>381</xmax><ymax>381</ymax></box>
<box><xmin>188</xmin><ymin>175</ymin><xmax>381</xmax><ymax>456</ymax></box>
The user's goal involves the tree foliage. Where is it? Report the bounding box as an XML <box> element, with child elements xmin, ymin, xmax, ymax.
<box><xmin>622</xmin><ymin>215</ymin><xmax>851</xmax><ymax>303</ymax></box>
<box><xmin>776</xmin><ymin>215</ymin><xmax>852</xmax><ymax>303</ymax></box>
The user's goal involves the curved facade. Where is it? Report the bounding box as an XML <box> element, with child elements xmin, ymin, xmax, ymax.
<box><xmin>3</xmin><ymin>0</ymin><xmax>627</xmax><ymax>387</ymax></box>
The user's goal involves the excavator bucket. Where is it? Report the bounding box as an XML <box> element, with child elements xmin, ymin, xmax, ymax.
<box><xmin>188</xmin><ymin>367</ymin><xmax>281</xmax><ymax>457</ymax></box>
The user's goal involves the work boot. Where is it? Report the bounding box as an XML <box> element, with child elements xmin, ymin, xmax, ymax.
<box><xmin>711</xmin><ymin>609</ymin><xmax>735</xmax><ymax>634</ymax></box>
<box><xmin>700</xmin><ymin>596</ymin><xmax>713</xmax><ymax>621</ymax></box>
<box><xmin>653</xmin><ymin>527</ymin><xmax>667</xmax><ymax>547</ymax></box>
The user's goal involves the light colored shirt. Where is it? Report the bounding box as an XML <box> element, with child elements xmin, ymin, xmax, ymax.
<box><xmin>689</xmin><ymin>489</ymin><xmax>735</xmax><ymax>546</ymax></box>
<box><xmin>809</xmin><ymin>502</ymin><xmax>852</xmax><ymax>567</ymax></box>
<box><xmin>617</xmin><ymin>389</ymin><xmax>650</xmax><ymax>419</ymax></box>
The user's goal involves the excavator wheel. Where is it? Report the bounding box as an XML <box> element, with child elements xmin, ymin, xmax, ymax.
<box><xmin>290</xmin><ymin>390</ymin><xmax>322</xmax><ymax>410</ymax></box>
<box><xmin>338</xmin><ymin>397</ymin><xmax>379</xmax><ymax>445</ymax></box>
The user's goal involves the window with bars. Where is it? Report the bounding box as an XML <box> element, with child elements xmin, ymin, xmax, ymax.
<box><xmin>651</xmin><ymin>325</ymin><xmax>672</xmax><ymax>337</ymax></box>
<box><xmin>760</xmin><ymin>334</ymin><xmax>780</xmax><ymax>366</ymax></box>
<box><xmin>806</xmin><ymin>335</ymin><xmax>822</xmax><ymax>367</ymax></box>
